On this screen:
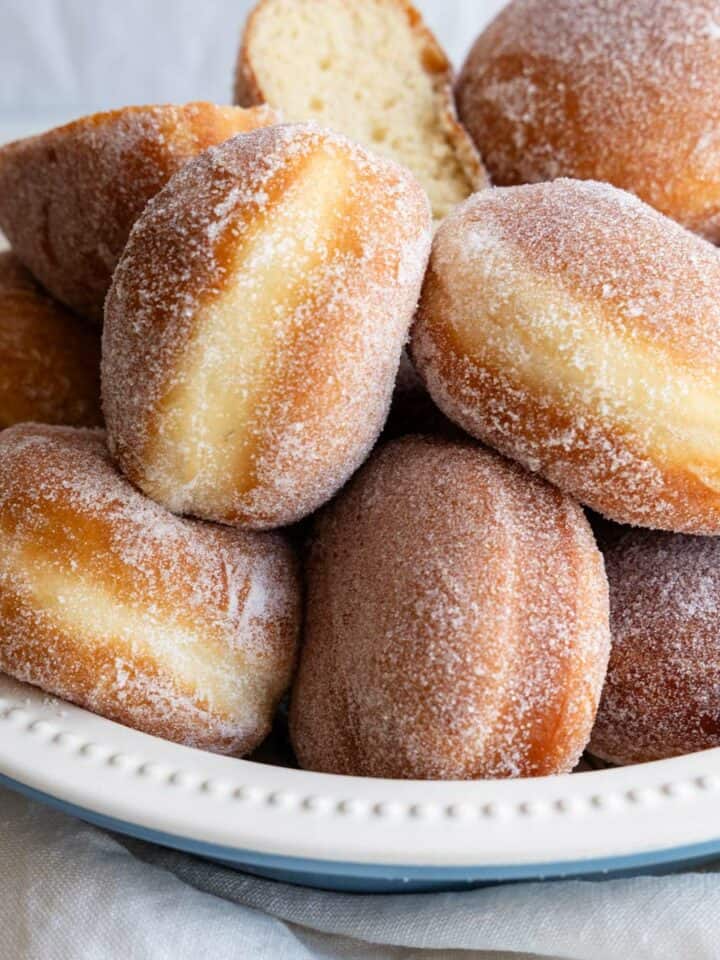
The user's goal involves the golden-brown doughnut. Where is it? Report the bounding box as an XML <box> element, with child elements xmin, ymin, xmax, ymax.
<box><xmin>0</xmin><ymin>423</ymin><xmax>300</xmax><ymax>754</ymax></box>
<box><xmin>0</xmin><ymin>102</ymin><xmax>280</xmax><ymax>321</ymax></box>
<box><xmin>103</xmin><ymin>123</ymin><xmax>432</xmax><ymax>530</ymax></box>
<box><xmin>456</xmin><ymin>0</ymin><xmax>720</xmax><ymax>241</ymax></box>
<box><xmin>0</xmin><ymin>252</ymin><xmax>102</xmax><ymax>428</ymax></box>
<box><xmin>411</xmin><ymin>178</ymin><xmax>720</xmax><ymax>534</ymax></box>
<box><xmin>590</xmin><ymin>527</ymin><xmax>720</xmax><ymax>764</ymax></box>
<box><xmin>290</xmin><ymin>435</ymin><xmax>610</xmax><ymax>780</ymax></box>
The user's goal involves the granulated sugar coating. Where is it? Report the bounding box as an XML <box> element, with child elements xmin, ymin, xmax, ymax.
<box><xmin>456</xmin><ymin>0</ymin><xmax>720</xmax><ymax>241</ymax></box>
<box><xmin>103</xmin><ymin>122</ymin><xmax>432</xmax><ymax>530</ymax></box>
<box><xmin>0</xmin><ymin>102</ymin><xmax>279</xmax><ymax>321</ymax></box>
<box><xmin>0</xmin><ymin>252</ymin><xmax>102</xmax><ymax>428</ymax></box>
<box><xmin>290</xmin><ymin>435</ymin><xmax>610</xmax><ymax>780</ymax></box>
<box><xmin>590</xmin><ymin>528</ymin><xmax>720</xmax><ymax>764</ymax></box>
<box><xmin>411</xmin><ymin>179</ymin><xmax>720</xmax><ymax>534</ymax></box>
<box><xmin>0</xmin><ymin>424</ymin><xmax>301</xmax><ymax>755</ymax></box>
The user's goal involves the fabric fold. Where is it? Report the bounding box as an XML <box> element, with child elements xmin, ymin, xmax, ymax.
<box><xmin>1</xmin><ymin>786</ymin><xmax>717</xmax><ymax>960</ymax></box>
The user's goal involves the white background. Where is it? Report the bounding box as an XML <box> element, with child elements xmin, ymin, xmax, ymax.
<box><xmin>0</xmin><ymin>0</ymin><xmax>507</xmax><ymax>140</ymax></box>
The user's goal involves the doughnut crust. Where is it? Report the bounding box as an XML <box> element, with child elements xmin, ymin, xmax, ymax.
<box><xmin>0</xmin><ymin>252</ymin><xmax>101</xmax><ymax>428</ymax></box>
<box><xmin>412</xmin><ymin>179</ymin><xmax>720</xmax><ymax>534</ymax></box>
<box><xmin>456</xmin><ymin>0</ymin><xmax>720</xmax><ymax>242</ymax></box>
<box><xmin>0</xmin><ymin>424</ymin><xmax>300</xmax><ymax>754</ymax></box>
<box><xmin>0</xmin><ymin>102</ymin><xmax>279</xmax><ymax>321</ymax></box>
<box><xmin>590</xmin><ymin>528</ymin><xmax>720</xmax><ymax>764</ymax></box>
<box><xmin>103</xmin><ymin>123</ymin><xmax>432</xmax><ymax>529</ymax></box>
<box><xmin>235</xmin><ymin>0</ymin><xmax>487</xmax><ymax>221</ymax></box>
<box><xmin>290</xmin><ymin>436</ymin><xmax>610</xmax><ymax>780</ymax></box>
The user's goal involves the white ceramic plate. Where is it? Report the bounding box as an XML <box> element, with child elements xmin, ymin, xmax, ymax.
<box><xmin>1</xmin><ymin>672</ymin><xmax>719</xmax><ymax>891</ymax></box>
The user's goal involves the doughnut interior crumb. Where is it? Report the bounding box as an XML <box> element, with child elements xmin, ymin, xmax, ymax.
<box><xmin>236</xmin><ymin>0</ymin><xmax>483</xmax><ymax>219</ymax></box>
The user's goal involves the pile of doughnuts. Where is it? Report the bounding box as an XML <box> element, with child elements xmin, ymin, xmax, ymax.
<box><xmin>1</xmin><ymin>0</ymin><xmax>719</xmax><ymax>775</ymax></box>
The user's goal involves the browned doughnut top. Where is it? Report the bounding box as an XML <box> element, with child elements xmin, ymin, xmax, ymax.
<box><xmin>456</xmin><ymin>0</ymin><xmax>720</xmax><ymax>241</ymax></box>
<box><xmin>0</xmin><ymin>102</ymin><xmax>279</xmax><ymax>320</ymax></box>
<box><xmin>290</xmin><ymin>435</ymin><xmax>610</xmax><ymax>780</ymax></box>
<box><xmin>591</xmin><ymin>528</ymin><xmax>720</xmax><ymax>764</ymax></box>
<box><xmin>0</xmin><ymin>251</ymin><xmax>102</xmax><ymax>428</ymax></box>
<box><xmin>411</xmin><ymin>178</ymin><xmax>720</xmax><ymax>533</ymax></box>
<box><xmin>0</xmin><ymin>423</ymin><xmax>300</xmax><ymax>754</ymax></box>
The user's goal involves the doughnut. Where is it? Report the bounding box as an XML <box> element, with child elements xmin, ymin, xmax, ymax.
<box><xmin>456</xmin><ymin>0</ymin><xmax>720</xmax><ymax>241</ymax></box>
<box><xmin>103</xmin><ymin>123</ymin><xmax>432</xmax><ymax>530</ymax></box>
<box><xmin>0</xmin><ymin>251</ymin><xmax>102</xmax><ymax>428</ymax></box>
<box><xmin>289</xmin><ymin>435</ymin><xmax>610</xmax><ymax>780</ymax></box>
<box><xmin>0</xmin><ymin>423</ymin><xmax>301</xmax><ymax>754</ymax></box>
<box><xmin>590</xmin><ymin>527</ymin><xmax>720</xmax><ymax>764</ymax></box>
<box><xmin>235</xmin><ymin>0</ymin><xmax>487</xmax><ymax>221</ymax></box>
<box><xmin>411</xmin><ymin>178</ymin><xmax>720</xmax><ymax>534</ymax></box>
<box><xmin>0</xmin><ymin>101</ymin><xmax>280</xmax><ymax>321</ymax></box>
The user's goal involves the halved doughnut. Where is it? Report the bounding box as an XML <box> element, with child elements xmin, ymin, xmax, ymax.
<box><xmin>235</xmin><ymin>0</ymin><xmax>487</xmax><ymax>220</ymax></box>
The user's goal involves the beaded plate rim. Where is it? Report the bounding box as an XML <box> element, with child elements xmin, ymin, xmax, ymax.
<box><xmin>1</xmin><ymin>672</ymin><xmax>719</xmax><ymax>869</ymax></box>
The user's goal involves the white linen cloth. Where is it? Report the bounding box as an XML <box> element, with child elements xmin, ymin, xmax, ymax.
<box><xmin>2</xmin><ymin>784</ymin><xmax>720</xmax><ymax>960</ymax></box>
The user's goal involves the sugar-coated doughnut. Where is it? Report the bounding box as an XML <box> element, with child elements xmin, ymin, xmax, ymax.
<box><xmin>456</xmin><ymin>0</ymin><xmax>720</xmax><ymax>241</ymax></box>
<box><xmin>0</xmin><ymin>102</ymin><xmax>280</xmax><ymax>321</ymax></box>
<box><xmin>590</xmin><ymin>527</ymin><xmax>720</xmax><ymax>764</ymax></box>
<box><xmin>290</xmin><ymin>435</ymin><xmax>610</xmax><ymax>780</ymax></box>
<box><xmin>412</xmin><ymin>179</ymin><xmax>720</xmax><ymax>534</ymax></box>
<box><xmin>235</xmin><ymin>0</ymin><xmax>487</xmax><ymax>221</ymax></box>
<box><xmin>0</xmin><ymin>252</ymin><xmax>102</xmax><ymax>428</ymax></box>
<box><xmin>0</xmin><ymin>424</ymin><xmax>300</xmax><ymax>754</ymax></box>
<box><xmin>103</xmin><ymin>123</ymin><xmax>432</xmax><ymax>530</ymax></box>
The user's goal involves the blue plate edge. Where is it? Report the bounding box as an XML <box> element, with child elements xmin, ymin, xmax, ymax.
<box><xmin>3</xmin><ymin>771</ymin><xmax>720</xmax><ymax>891</ymax></box>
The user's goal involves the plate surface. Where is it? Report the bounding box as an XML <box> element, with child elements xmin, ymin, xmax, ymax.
<box><xmin>2</xmin><ymin>672</ymin><xmax>720</xmax><ymax>892</ymax></box>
